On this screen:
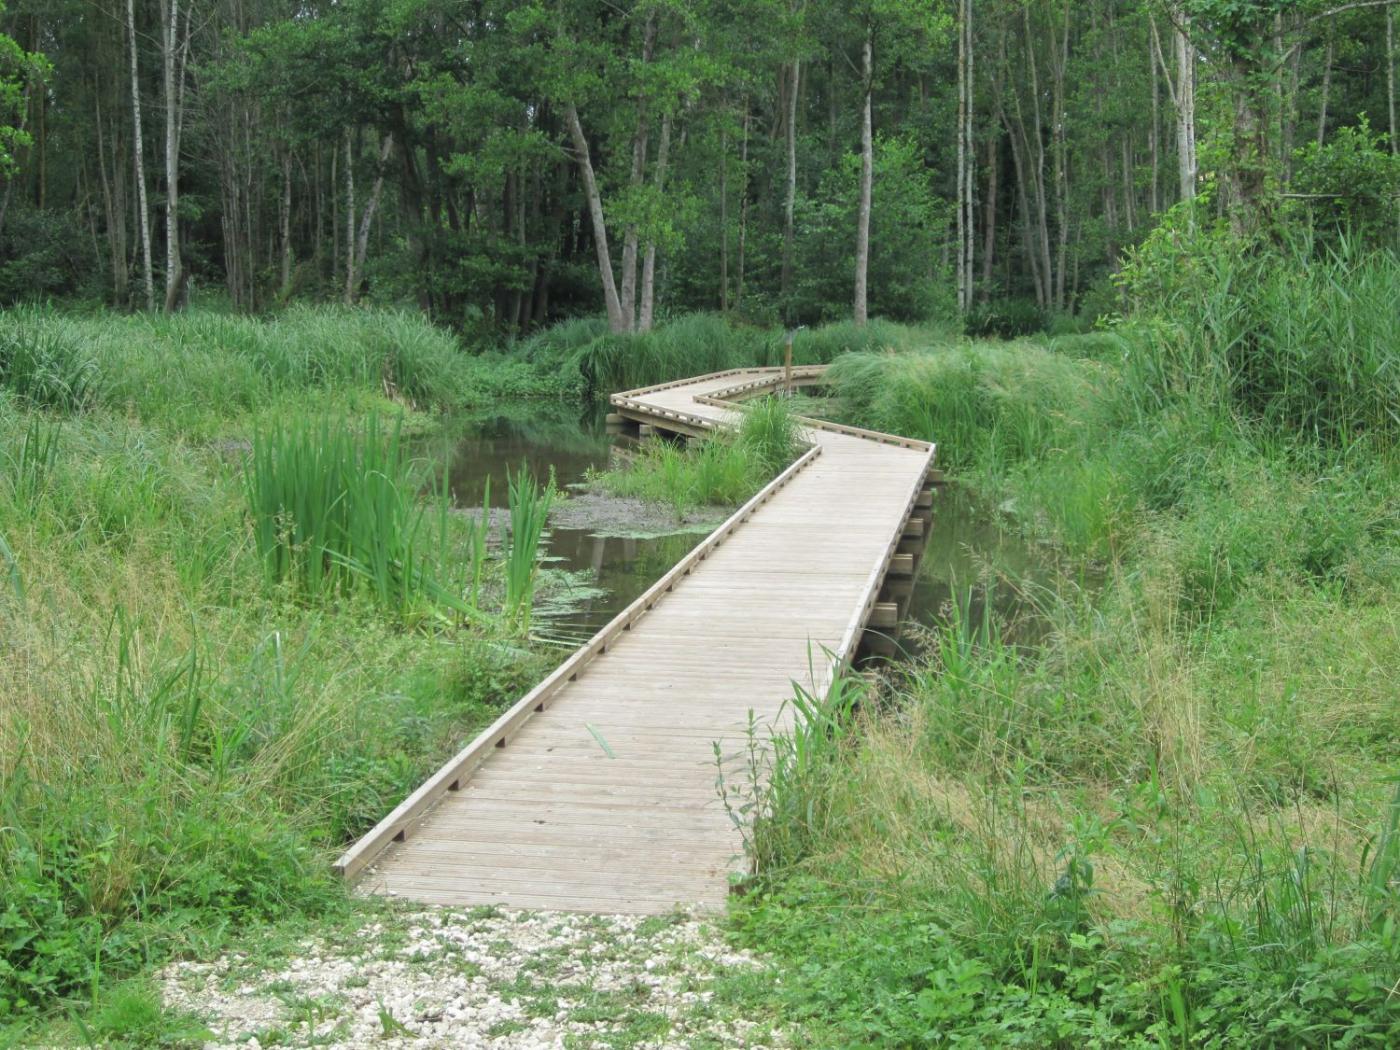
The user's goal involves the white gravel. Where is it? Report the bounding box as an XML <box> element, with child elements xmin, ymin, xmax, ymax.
<box><xmin>159</xmin><ymin>906</ymin><xmax>786</xmax><ymax>1049</ymax></box>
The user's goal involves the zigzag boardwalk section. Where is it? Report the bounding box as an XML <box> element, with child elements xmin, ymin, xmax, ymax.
<box><xmin>336</xmin><ymin>368</ymin><xmax>936</xmax><ymax>914</ymax></box>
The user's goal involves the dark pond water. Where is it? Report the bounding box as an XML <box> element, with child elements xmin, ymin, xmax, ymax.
<box><xmin>434</xmin><ymin>406</ymin><xmax>1081</xmax><ymax>653</ymax></box>
<box><xmin>433</xmin><ymin>407</ymin><xmax>711</xmax><ymax>644</ymax></box>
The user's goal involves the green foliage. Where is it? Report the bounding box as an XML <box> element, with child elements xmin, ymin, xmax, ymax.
<box><xmin>0</xmin><ymin>315</ymin><xmax>97</xmax><ymax>411</ymax></box>
<box><xmin>244</xmin><ymin>413</ymin><xmax>448</xmax><ymax>615</ymax></box>
<box><xmin>792</xmin><ymin>135</ymin><xmax>954</xmax><ymax>324</ymax></box>
<box><xmin>1289</xmin><ymin>118</ymin><xmax>1400</xmax><ymax>243</ymax></box>
<box><xmin>964</xmin><ymin>298</ymin><xmax>1047</xmax><ymax>340</ymax></box>
<box><xmin>0</xmin><ymin>204</ymin><xmax>96</xmax><ymax>305</ymax></box>
<box><xmin>502</xmin><ymin>466</ymin><xmax>555</xmax><ymax>625</ymax></box>
<box><xmin>0</xmin><ymin>10</ymin><xmax>47</xmax><ymax>176</ymax></box>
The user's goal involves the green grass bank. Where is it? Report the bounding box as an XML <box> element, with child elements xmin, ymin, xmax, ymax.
<box><xmin>721</xmin><ymin>241</ymin><xmax>1400</xmax><ymax>1046</ymax></box>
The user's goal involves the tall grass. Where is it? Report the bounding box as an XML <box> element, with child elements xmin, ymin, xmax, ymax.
<box><xmin>519</xmin><ymin>312</ymin><xmax>944</xmax><ymax>396</ymax></box>
<box><xmin>1122</xmin><ymin>236</ymin><xmax>1400</xmax><ymax>448</ymax></box>
<box><xmin>592</xmin><ymin>397</ymin><xmax>800</xmax><ymax>512</ymax></box>
<box><xmin>243</xmin><ymin>413</ymin><xmax>447</xmax><ymax>615</ymax></box>
<box><xmin>728</xmin><ymin>244</ymin><xmax>1400</xmax><ymax>1044</ymax></box>
<box><xmin>0</xmin><ymin>305</ymin><xmax>479</xmax><ymax>434</ymax></box>
<box><xmin>1</xmin><ymin>400</ymin><xmax>548</xmax><ymax>1020</ymax></box>
<box><xmin>503</xmin><ymin>466</ymin><xmax>554</xmax><ymax>625</ymax></box>
<box><xmin>4</xmin><ymin>417</ymin><xmax>61</xmax><ymax>509</ymax></box>
<box><xmin>0</xmin><ymin>318</ymin><xmax>98</xmax><ymax>411</ymax></box>
<box><xmin>825</xmin><ymin>340</ymin><xmax>1110</xmax><ymax>475</ymax></box>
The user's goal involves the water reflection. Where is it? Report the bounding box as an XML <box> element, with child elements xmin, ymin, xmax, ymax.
<box><xmin>433</xmin><ymin>407</ymin><xmax>1088</xmax><ymax>655</ymax></box>
<box><xmin>436</xmin><ymin>409</ymin><xmax>706</xmax><ymax>642</ymax></box>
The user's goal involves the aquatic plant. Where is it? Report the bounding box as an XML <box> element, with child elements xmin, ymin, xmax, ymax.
<box><xmin>503</xmin><ymin>466</ymin><xmax>555</xmax><ymax>625</ymax></box>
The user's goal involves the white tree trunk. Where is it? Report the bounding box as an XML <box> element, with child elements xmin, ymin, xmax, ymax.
<box><xmin>127</xmin><ymin>0</ymin><xmax>154</xmax><ymax>310</ymax></box>
<box><xmin>1174</xmin><ymin>8</ymin><xmax>1197</xmax><ymax>205</ymax></box>
<box><xmin>853</xmin><ymin>28</ymin><xmax>873</xmax><ymax>326</ymax></box>
<box><xmin>161</xmin><ymin>0</ymin><xmax>180</xmax><ymax>310</ymax></box>
<box><xmin>956</xmin><ymin>0</ymin><xmax>967</xmax><ymax>313</ymax></box>
<box><xmin>280</xmin><ymin>151</ymin><xmax>293</xmax><ymax>296</ymax></box>
<box><xmin>343</xmin><ymin>131</ymin><xmax>356</xmax><ymax>305</ymax></box>
<box><xmin>618</xmin><ymin>14</ymin><xmax>657</xmax><ymax>331</ymax></box>
<box><xmin>639</xmin><ymin>112</ymin><xmax>672</xmax><ymax>333</ymax></box>
<box><xmin>1317</xmin><ymin>33</ymin><xmax>1334</xmax><ymax>146</ymax></box>
<box><xmin>565</xmin><ymin>104</ymin><xmax>626</xmax><ymax>334</ymax></box>
<box><xmin>781</xmin><ymin>58</ymin><xmax>800</xmax><ymax>313</ymax></box>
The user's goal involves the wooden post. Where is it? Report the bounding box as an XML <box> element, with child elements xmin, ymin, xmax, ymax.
<box><xmin>784</xmin><ymin>330</ymin><xmax>793</xmax><ymax>395</ymax></box>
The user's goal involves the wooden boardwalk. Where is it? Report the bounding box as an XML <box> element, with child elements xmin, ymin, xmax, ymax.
<box><xmin>336</xmin><ymin>368</ymin><xmax>936</xmax><ymax>913</ymax></box>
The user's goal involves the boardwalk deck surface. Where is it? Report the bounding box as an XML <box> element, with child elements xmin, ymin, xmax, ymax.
<box><xmin>341</xmin><ymin>369</ymin><xmax>934</xmax><ymax>913</ymax></box>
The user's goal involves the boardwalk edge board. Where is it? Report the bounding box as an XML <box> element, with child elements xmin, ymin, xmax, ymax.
<box><xmin>333</xmin><ymin>439</ymin><xmax>824</xmax><ymax>881</ymax></box>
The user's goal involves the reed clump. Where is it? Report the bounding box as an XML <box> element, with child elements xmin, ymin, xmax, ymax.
<box><xmin>591</xmin><ymin>396</ymin><xmax>800</xmax><ymax>513</ymax></box>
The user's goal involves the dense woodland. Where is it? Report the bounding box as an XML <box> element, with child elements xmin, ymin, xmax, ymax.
<box><xmin>0</xmin><ymin>0</ymin><xmax>1397</xmax><ymax>332</ymax></box>
<box><xmin>3</xmin><ymin>2</ymin><xmax>1400</xmax><ymax>1043</ymax></box>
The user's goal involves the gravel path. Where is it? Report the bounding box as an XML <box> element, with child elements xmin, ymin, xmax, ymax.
<box><xmin>159</xmin><ymin>905</ymin><xmax>787</xmax><ymax>1049</ymax></box>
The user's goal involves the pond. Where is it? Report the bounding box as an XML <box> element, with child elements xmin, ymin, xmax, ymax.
<box><xmin>435</xmin><ymin>405</ymin><xmax>716</xmax><ymax>645</ymax></box>
<box><xmin>435</xmin><ymin>405</ymin><xmax>1080</xmax><ymax>655</ymax></box>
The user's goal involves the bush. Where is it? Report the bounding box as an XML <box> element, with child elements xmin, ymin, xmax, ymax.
<box><xmin>1289</xmin><ymin>118</ymin><xmax>1400</xmax><ymax>244</ymax></box>
<box><xmin>0</xmin><ymin>204</ymin><xmax>96</xmax><ymax>305</ymax></box>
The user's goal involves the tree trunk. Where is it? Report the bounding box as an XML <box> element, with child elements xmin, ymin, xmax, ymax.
<box><xmin>565</xmin><ymin>103</ymin><xmax>627</xmax><ymax>333</ymax></box>
<box><xmin>619</xmin><ymin>14</ymin><xmax>657</xmax><ymax>331</ymax></box>
<box><xmin>639</xmin><ymin>112</ymin><xmax>672</xmax><ymax>333</ymax></box>
<box><xmin>127</xmin><ymin>0</ymin><xmax>154</xmax><ymax>310</ymax></box>
<box><xmin>160</xmin><ymin>0</ymin><xmax>180</xmax><ymax>312</ymax></box>
<box><xmin>343</xmin><ymin>130</ymin><xmax>356</xmax><ymax>305</ymax></box>
<box><xmin>980</xmin><ymin>133</ymin><xmax>998</xmax><ymax>299</ymax></box>
<box><xmin>1388</xmin><ymin>7</ymin><xmax>1397</xmax><ymax>156</ymax></box>
<box><xmin>956</xmin><ymin>0</ymin><xmax>969</xmax><ymax>313</ymax></box>
<box><xmin>1049</xmin><ymin>2</ymin><xmax>1070</xmax><ymax>310</ymax></box>
<box><xmin>1173</xmin><ymin>8</ymin><xmax>1197</xmax><ymax>205</ymax></box>
<box><xmin>351</xmin><ymin>132</ymin><xmax>393</xmax><ymax>301</ymax></box>
<box><xmin>781</xmin><ymin>57</ymin><xmax>800</xmax><ymax>317</ymax></box>
<box><xmin>1317</xmin><ymin>32</ymin><xmax>1334</xmax><ymax>146</ymax></box>
<box><xmin>853</xmin><ymin>27</ymin><xmax>873</xmax><ymax>326</ymax></box>
<box><xmin>94</xmin><ymin>91</ymin><xmax>130</xmax><ymax>305</ymax></box>
<box><xmin>1150</xmin><ymin>26</ymin><xmax>1161</xmax><ymax>214</ymax></box>
<box><xmin>963</xmin><ymin>0</ymin><xmax>975</xmax><ymax>312</ymax></box>
<box><xmin>1022</xmin><ymin>7</ymin><xmax>1054</xmax><ymax>308</ymax></box>
<box><xmin>737</xmin><ymin>103</ymin><xmax>750</xmax><ymax>310</ymax></box>
<box><xmin>719</xmin><ymin>120</ymin><xmax>728</xmax><ymax>312</ymax></box>
<box><xmin>280</xmin><ymin>151</ymin><xmax>293</xmax><ymax>296</ymax></box>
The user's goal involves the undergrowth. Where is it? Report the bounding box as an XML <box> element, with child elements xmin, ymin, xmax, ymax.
<box><xmin>0</xmin><ymin>316</ymin><xmax>557</xmax><ymax>1027</ymax></box>
<box><xmin>726</xmin><ymin>242</ymin><xmax>1400</xmax><ymax>1046</ymax></box>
